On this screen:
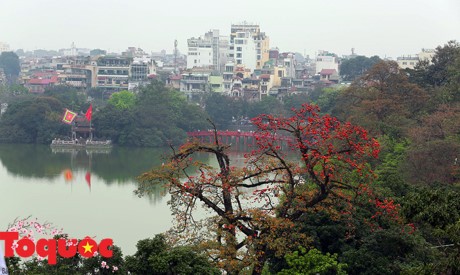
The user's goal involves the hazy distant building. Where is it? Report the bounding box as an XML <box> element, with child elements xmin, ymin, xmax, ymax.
<box><xmin>96</xmin><ymin>56</ymin><xmax>131</xmax><ymax>91</ymax></box>
<box><xmin>418</xmin><ymin>48</ymin><xmax>435</xmax><ymax>62</ymax></box>
<box><xmin>396</xmin><ymin>56</ymin><xmax>419</xmax><ymax>70</ymax></box>
<box><xmin>60</xmin><ymin>42</ymin><xmax>90</xmax><ymax>56</ymax></box>
<box><xmin>396</xmin><ymin>49</ymin><xmax>435</xmax><ymax>70</ymax></box>
<box><xmin>232</xmin><ymin>31</ymin><xmax>257</xmax><ymax>71</ymax></box>
<box><xmin>230</xmin><ymin>22</ymin><xmax>270</xmax><ymax>71</ymax></box>
<box><xmin>0</xmin><ymin>42</ymin><xmax>10</xmax><ymax>53</ymax></box>
<box><xmin>186</xmin><ymin>30</ymin><xmax>229</xmax><ymax>73</ymax></box>
<box><xmin>180</xmin><ymin>73</ymin><xmax>210</xmax><ymax>100</ymax></box>
<box><xmin>280</xmin><ymin>52</ymin><xmax>296</xmax><ymax>78</ymax></box>
<box><xmin>315</xmin><ymin>50</ymin><xmax>339</xmax><ymax>74</ymax></box>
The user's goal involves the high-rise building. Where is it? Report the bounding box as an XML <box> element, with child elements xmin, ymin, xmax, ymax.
<box><xmin>230</xmin><ymin>22</ymin><xmax>269</xmax><ymax>70</ymax></box>
<box><xmin>186</xmin><ymin>30</ymin><xmax>229</xmax><ymax>72</ymax></box>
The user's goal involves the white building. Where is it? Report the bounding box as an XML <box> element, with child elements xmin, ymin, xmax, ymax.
<box><xmin>230</xmin><ymin>22</ymin><xmax>269</xmax><ymax>70</ymax></box>
<box><xmin>418</xmin><ymin>48</ymin><xmax>435</xmax><ymax>62</ymax></box>
<box><xmin>315</xmin><ymin>50</ymin><xmax>339</xmax><ymax>74</ymax></box>
<box><xmin>233</xmin><ymin>31</ymin><xmax>257</xmax><ymax>71</ymax></box>
<box><xmin>0</xmin><ymin>42</ymin><xmax>10</xmax><ymax>53</ymax></box>
<box><xmin>187</xmin><ymin>37</ymin><xmax>213</xmax><ymax>69</ymax></box>
<box><xmin>186</xmin><ymin>30</ymin><xmax>229</xmax><ymax>72</ymax></box>
<box><xmin>396</xmin><ymin>49</ymin><xmax>435</xmax><ymax>70</ymax></box>
<box><xmin>60</xmin><ymin>42</ymin><xmax>91</xmax><ymax>57</ymax></box>
<box><xmin>396</xmin><ymin>56</ymin><xmax>419</xmax><ymax>70</ymax></box>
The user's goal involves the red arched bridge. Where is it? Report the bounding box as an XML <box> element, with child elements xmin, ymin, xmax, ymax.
<box><xmin>186</xmin><ymin>130</ymin><xmax>292</xmax><ymax>146</ymax></box>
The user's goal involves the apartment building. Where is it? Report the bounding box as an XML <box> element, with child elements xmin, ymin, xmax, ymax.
<box><xmin>397</xmin><ymin>49</ymin><xmax>435</xmax><ymax>70</ymax></box>
<box><xmin>187</xmin><ymin>30</ymin><xmax>229</xmax><ymax>72</ymax></box>
<box><xmin>230</xmin><ymin>22</ymin><xmax>269</xmax><ymax>70</ymax></box>
<box><xmin>315</xmin><ymin>50</ymin><xmax>339</xmax><ymax>74</ymax></box>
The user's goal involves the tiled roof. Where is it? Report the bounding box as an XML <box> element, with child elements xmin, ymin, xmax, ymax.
<box><xmin>320</xmin><ymin>69</ymin><xmax>337</xmax><ymax>75</ymax></box>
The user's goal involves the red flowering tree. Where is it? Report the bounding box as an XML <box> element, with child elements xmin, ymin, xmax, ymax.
<box><xmin>137</xmin><ymin>104</ymin><xmax>384</xmax><ymax>275</ymax></box>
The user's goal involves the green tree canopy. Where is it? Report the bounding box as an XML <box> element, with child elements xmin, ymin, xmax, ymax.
<box><xmin>94</xmin><ymin>81</ymin><xmax>207</xmax><ymax>147</ymax></box>
<box><xmin>0</xmin><ymin>95</ymin><xmax>68</xmax><ymax>143</ymax></box>
<box><xmin>0</xmin><ymin>51</ymin><xmax>20</xmax><ymax>80</ymax></box>
<box><xmin>125</xmin><ymin>235</ymin><xmax>220</xmax><ymax>275</ymax></box>
<box><xmin>339</xmin><ymin>55</ymin><xmax>381</xmax><ymax>81</ymax></box>
<box><xmin>107</xmin><ymin>90</ymin><xmax>136</xmax><ymax>110</ymax></box>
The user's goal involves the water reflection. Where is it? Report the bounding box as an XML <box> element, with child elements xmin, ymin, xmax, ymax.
<box><xmin>0</xmin><ymin>144</ymin><xmax>248</xmax><ymax>256</ymax></box>
<box><xmin>0</xmin><ymin>144</ymin><xmax>208</xmax><ymax>256</ymax></box>
<box><xmin>0</xmin><ymin>144</ymin><xmax>169</xmax><ymax>183</ymax></box>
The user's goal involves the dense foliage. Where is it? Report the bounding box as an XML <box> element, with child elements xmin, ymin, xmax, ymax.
<box><xmin>339</xmin><ymin>55</ymin><xmax>381</xmax><ymax>81</ymax></box>
<box><xmin>0</xmin><ymin>96</ymin><xmax>68</xmax><ymax>143</ymax></box>
<box><xmin>94</xmin><ymin>81</ymin><xmax>208</xmax><ymax>147</ymax></box>
<box><xmin>0</xmin><ymin>51</ymin><xmax>20</xmax><ymax>82</ymax></box>
<box><xmin>0</xmin><ymin>81</ymin><xmax>208</xmax><ymax>146</ymax></box>
<box><xmin>135</xmin><ymin>40</ymin><xmax>460</xmax><ymax>274</ymax></box>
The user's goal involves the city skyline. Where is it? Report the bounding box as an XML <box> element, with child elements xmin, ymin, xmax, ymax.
<box><xmin>1</xmin><ymin>0</ymin><xmax>459</xmax><ymax>58</ymax></box>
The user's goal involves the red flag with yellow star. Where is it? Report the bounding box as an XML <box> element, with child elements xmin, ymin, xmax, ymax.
<box><xmin>62</xmin><ymin>109</ymin><xmax>77</xmax><ymax>124</ymax></box>
<box><xmin>85</xmin><ymin>104</ymin><xmax>92</xmax><ymax>121</ymax></box>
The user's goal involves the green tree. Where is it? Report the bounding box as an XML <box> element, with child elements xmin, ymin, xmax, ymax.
<box><xmin>108</xmin><ymin>90</ymin><xmax>136</xmax><ymax>110</ymax></box>
<box><xmin>137</xmin><ymin>104</ymin><xmax>384</xmax><ymax>274</ymax></box>
<box><xmin>248</xmin><ymin>95</ymin><xmax>284</xmax><ymax>118</ymax></box>
<box><xmin>204</xmin><ymin>92</ymin><xmax>238</xmax><ymax>128</ymax></box>
<box><xmin>0</xmin><ymin>51</ymin><xmax>20</xmax><ymax>81</ymax></box>
<box><xmin>426</xmin><ymin>40</ymin><xmax>460</xmax><ymax>87</ymax></box>
<box><xmin>0</xmin><ymin>84</ymin><xmax>29</xmax><ymax>103</ymax></box>
<box><xmin>94</xmin><ymin>81</ymin><xmax>207</xmax><ymax>147</ymax></box>
<box><xmin>0</xmin><ymin>96</ymin><xmax>68</xmax><ymax>143</ymax></box>
<box><xmin>402</xmin><ymin>187</ymin><xmax>460</xmax><ymax>274</ymax></box>
<box><xmin>334</xmin><ymin>60</ymin><xmax>428</xmax><ymax>138</ymax></box>
<box><xmin>339</xmin><ymin>55</ymin><xmax>381</xmax><ymax>81</ymax></box>
<box><xmin>278</xmin><ymin>247</ymin><xmax>347</xmax><ymax>275</ymax></box>
<box><xmin>44</xmin><ymin>86</ymin><xmax>86</xmax><ymax>111</ymax></box>
<box><xmin>203</xmin><ymin>93</ymin><xmax>254</xmax><ymax>129</ymax></box>
<box><xmin>125</xmin><ymin>235</ymin><xmax>220</xmax><ymax>275</ymax></box>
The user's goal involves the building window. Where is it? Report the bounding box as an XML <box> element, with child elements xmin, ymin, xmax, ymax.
<box><xmin>236</xmin><ymin>53</ymin><xmax>242</xmax><ymax>58</ymax></box>
<box><xmin>237</xmin><ymin>60</ymin><xmax>242</xmax><ymax>64</ymax></box>
<box><xmin>237</xmin><ymin>47</ymin><xmax>242</xmax><ymax>51</ymax></box>
<box><xmin>278</xmin><ymin>71</ymin><xmax>283</xmax><ymax>77</ymax></box>
<box><xmin>402</xmin><ymin>62</ymin><xmax>407</xmax><ymax>65</ymax></box>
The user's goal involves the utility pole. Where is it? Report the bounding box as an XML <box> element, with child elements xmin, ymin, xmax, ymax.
<box><xmin>174</xmin><ymin>39</ymin><xmax>178</xmax><ymax>74</ymax></box>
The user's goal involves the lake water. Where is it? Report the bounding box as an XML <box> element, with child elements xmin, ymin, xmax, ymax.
<box><xmin>0</xmin><ymin>144</ymin><xmax>217</xmax><ymax>256</ymax></box>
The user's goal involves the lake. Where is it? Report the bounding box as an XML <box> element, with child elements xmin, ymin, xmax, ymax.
<box><xmin>0</xmin><ymin>144</ymin><xmax>218</xmax><ymax>256</ymax></box>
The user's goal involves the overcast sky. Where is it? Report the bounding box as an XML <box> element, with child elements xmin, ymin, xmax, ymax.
<box><xmin>1</xmin><ymin>0</ymin><xmax>459</xmax><ymax>58</ymax></box>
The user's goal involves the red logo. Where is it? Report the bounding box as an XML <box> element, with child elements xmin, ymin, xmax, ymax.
<box><xmin>0</xmin><ymin>232</ymin><xmax>113</xmax><ymax>265</ymax></box>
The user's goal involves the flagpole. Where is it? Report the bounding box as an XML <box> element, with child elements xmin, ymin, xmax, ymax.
<box><xmin>88</xmin><ymin>151</ymin><xmax>92</xmax><ymax>192</ymax></box>
<box><xmin>89</xmin><ymin>103</ymin><xmax>92</xmax><ymax>141</ymax></box>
